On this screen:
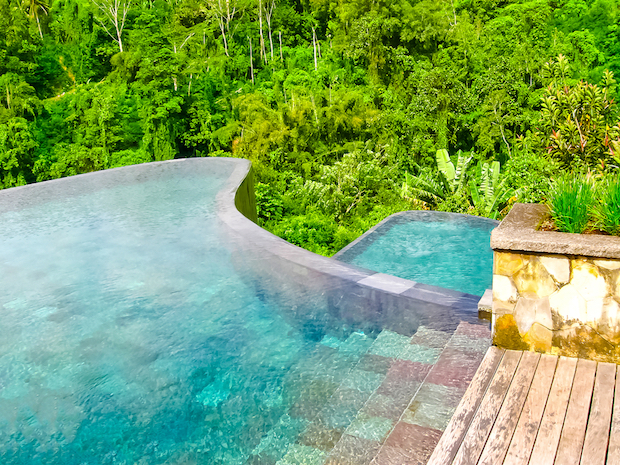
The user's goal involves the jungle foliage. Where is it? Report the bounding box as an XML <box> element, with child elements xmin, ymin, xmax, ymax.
<box><xmin>1</xmin><ymin>0</ymin><xmax>620</xmax><ymax>254</ymax></box>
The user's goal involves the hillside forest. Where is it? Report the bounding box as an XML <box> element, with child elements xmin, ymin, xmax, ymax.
<box><xmin>1</xmin><ymin>0</ymin><xmax>620</xmax><ymax>255</ymax></box>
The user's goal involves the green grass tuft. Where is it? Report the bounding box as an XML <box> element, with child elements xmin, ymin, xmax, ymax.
<box><xmin>595</xmin><ymin>176</ymin><xmax>620</xmax><ymax>236</ymax></box>
<box><xmin>548</xmin><ymin>173</ymin><xmax>596</xmax><ymax>234</ymax></box>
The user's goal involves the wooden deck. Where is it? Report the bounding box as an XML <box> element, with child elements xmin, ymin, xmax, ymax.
<box><xmin>426</xmin><ymin>347</ymin><xmax>620</xmax><ymax>465</ymax></box>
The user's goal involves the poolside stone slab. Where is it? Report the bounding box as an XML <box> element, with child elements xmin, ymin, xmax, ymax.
<box><xmin>357</xmin><ymin>273</ymin><xmax>416</xmax><ymax>295</ymax></box>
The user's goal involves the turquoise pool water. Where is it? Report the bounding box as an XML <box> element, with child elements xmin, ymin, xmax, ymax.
<box><xmin>335</xmin><ymin>212</ymin><xmax>498</xmax><ymax>297</ymax></box>
<box><xmin>0</xmin><ymin>161</ymin><xmax>485</xmax><ymax>464</ymax></box>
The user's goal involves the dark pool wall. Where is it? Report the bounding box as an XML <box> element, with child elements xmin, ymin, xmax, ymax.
<box><xmin>233</xmin><ymin>164</ymin><xmax>258</xmax><ymax>224</ymax></box>
<box><xmin>219</xmin><ymin>159</ymin><xmax>484</xmax><ymax>338</ymax></box>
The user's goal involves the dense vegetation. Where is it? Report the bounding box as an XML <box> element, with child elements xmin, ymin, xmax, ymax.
<box><xmin>1</xmin><ymin>0</ymin><xmax>619</xmax><ymax>254</ymax></box>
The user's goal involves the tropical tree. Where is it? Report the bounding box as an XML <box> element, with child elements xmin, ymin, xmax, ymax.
<box><xmin>90</xmin><ymin>0</ymin><xmax>132</xmax><ymax>52</ymax></box>
<box><xmin>22</xmin><ymin>0</ymin><xmax>49</xmax><ymax>38</ymax></box>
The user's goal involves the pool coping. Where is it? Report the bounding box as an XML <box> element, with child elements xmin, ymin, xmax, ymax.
<box><xmin>490</xmin><ymin>202</ymin><xmax>620</xmax><ymax>259</ymax></box>
<box><xmin>216</xmin><ymin>158</ymin><xmax>485</xmax><ymax>313</ymax></box>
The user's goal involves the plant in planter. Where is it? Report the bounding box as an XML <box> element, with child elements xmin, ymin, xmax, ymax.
<box><xmin>547</xmin><ymin>172</ymin><xmax>597</xmax><ymax>234</ymax></box>
<box><xmin>547</xmin><ymin>173</ymin><xmax>620</xmax><ymax>237</ymax></box>
<box><xmin>594</xmin><ymin>177</ymin><xmax>620</xmax><ymax>236</ymax></box>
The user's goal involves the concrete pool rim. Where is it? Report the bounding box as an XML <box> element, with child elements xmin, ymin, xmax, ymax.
<box><xmin>217</xmin><ymin>157</ymin><xmax>486</xmax><ymax>314</ymax></box>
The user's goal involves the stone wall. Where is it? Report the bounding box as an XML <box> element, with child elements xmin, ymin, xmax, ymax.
<box><xmin>491</xmin><ymin>203</ymin><xmax>620</xmax><ymax>362</ymax></box>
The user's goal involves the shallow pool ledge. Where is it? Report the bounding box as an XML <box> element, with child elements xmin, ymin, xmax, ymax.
<box><xmin>490</xmin><ymin>203</ymin><xmax>620</xmax><ymax>362</ymax></box>
<box><xmin>217</xmin><ymin>158</ymin><xmax>483</xmax><ymax>333</ymax></box>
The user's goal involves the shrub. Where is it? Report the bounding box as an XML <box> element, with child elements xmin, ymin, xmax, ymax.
<box><xmin>548</xmin><ymin>173</ymin><xmax>596</xmax><ymax>234</ymax></box>
<box><xmin>595</xmin><ymin>177</ymin><xmax>620</xmax><ymax>236</ymax></box>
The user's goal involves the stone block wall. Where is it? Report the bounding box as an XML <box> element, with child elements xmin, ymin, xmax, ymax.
<box><xmin>491</xmin><ymin>203</ymin><xmax>620</xmax><ymax>362</ymax></box>
<box><xmin>493</xmin><ymin>252</ymin><xmax>620</xmax><ymax>362</ymax></box>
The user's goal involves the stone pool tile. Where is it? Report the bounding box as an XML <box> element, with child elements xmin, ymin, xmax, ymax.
<box><xmin>398</xmin><ymin>344</ymin><xmax>442</xmax><ymax>364</ymax></box>
<box><xmin>454</xmin><ymin>321</ymin><xmax>491</xmax><ymax>339</ymax></box>
<box><xmin>376</xmin><ymin>380</ymin><xmax>422</xmax><ymax>411</ymax></box>
<box><xmin>385</xmin><ymin>359</ymin><xmax>432</xmax><ymax>384</ymax></box>
<box><xmin>252</xmin><ymin>414</ymin><xmax>310</xmax><ymax>459</ymax></box>
<box><xmin>346</xmin><ymin>413</ymin><xmax>395</xmax><ymax>442</ymax></box>
<box><xmin>424</xmin><ymin>351</ymin><xmax>483</xmax><ymax>389</ymax></box>
<box><xmin>298</xmin><ymin>422</ymin><xmax>344</xmax><ymax>451</ymax></box>
<box><xmin>356</xmin><ymin>354</ymin><xmax>393</xmax><ymax>375</ymax></box>
<box><xmin>318</xmin><ymin>387</ymin><xmax>370</xmax><ymax>430</ymax></box>
<box><xmin>402</xmin><ymin>383</ymin><xmax>466</xmax><ymax>431</ymax></box>
<box><xmin>409</xmin><ymin>327</ymin><xmax>452</xmax><ymax>349</ymax></box>
<box><xmin>288</xmin><ymin>379</ymin><xmax>341</xmax><ymax>420</ymax></box>
<box><xmin>324</xmin><ymin>353</ymin><xmax>366</xmax><ymax>385</ymax></box>
<box><xmin>368</xmin><ymin>331</ymin><xmax>412</xmax><ymax>359</ymax></box>
<box><xmin>277</xmin><ymin>444</ymin><xmax>326</xmax><ymax>465</ymax></box>
<box><xmin>246</xmin><ymin>454</ymin><xmax>278</xmax><ymax>465</ymax></box>
<box><xmin>361</xmin><ymin>392</ymin><xmax>410</xmax><ymax>421</ymax></box>
<box><xmin>340</xmin><ymin>369</ymin><xmax>385</xmax><ymax>393</ymax></box>
<box><xmin>320</xmin><ymin>335</ymin><xmax>343</xmax><ymax>350</ymax></box>
<box><xmin>447</xmin><ymin>334</ymin><xmax>492</xmax><ymax>354</ymax></box>
<box><xmin>324</xmin><ymin>434</ymin><xmax>382</xmax><ymax>465</ymax></box>
<box><xmin>340</xmin><ymin>332</ymin><xmax>374</xmax><ymax>355</ymax></box>
<box><xmin>379</xmin><ymin>422</ymin><xmax>443</xmax><ymax>464</ymax></box>
<box><xmin>372</xmin><ymin>445</ymin><xmax>414</xmax><ymax>465</ymax></box>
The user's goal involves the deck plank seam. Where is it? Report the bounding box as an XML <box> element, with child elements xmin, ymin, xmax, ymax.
<box><xmin>516</xmin><ymin>354</ymin><xmax>562</xmax><ymax>465</ymax></box>
<box><xmin>452</xmin><ymin>350</ymin><xmax>523</xmax><ymax>465</ymax></box>
<box><xmin>481</xmin><ymin>351</ymin><xmax>541</xmax><ymax>465</ymax></box>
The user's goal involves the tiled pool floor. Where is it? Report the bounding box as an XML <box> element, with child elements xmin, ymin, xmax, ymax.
<box><xmin>246</xmin><ymin>321</ymin><xmax>491</xmax><ymax>465</ymax></box>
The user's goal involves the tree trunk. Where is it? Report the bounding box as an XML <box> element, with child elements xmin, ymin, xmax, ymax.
<box><xmin>312</xmin><ymin>28</ymin><xmax>317</xmax><ymax>71</ymax></box>
<box><xmin>279</xmin><ymin>31</ymin><xmax>283</xmax><ymax>62</ymax></box>
<box><xmin>220</xmin><ymin>21</ymin><xmax>229</xmax><ymax>56</ymax></box>
<box><xmin>258</xmin><ymin>0</ymin><xmax>266</xmax><ymax>64</ymax></box>
<box><xmin>35</xmin><ymin>13</ymin><xmax>43</xmax><ymax>39</ymax></box>
<box><xmin>249</xmin><ymin>36</ymin><xmax>254</xmax><ymax>85</ymax></box>
<box><xmin>268</xmin><ymin>27</ymin><xmax>274</xmax><ymax>62</ymax></box>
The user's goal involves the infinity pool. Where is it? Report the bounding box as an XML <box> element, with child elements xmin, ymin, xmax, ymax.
<box><xmin>0</xmin><ymin>160</ymin><xmax>487</xmax><ymax>464</ymax></box>
<box><xmin>335</xmin><ymin>212</ymin><xmax>498</xmax><ymax>297</ymax></box>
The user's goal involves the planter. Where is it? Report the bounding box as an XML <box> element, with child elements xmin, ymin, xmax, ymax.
<box><xmin>490</xmin><ymin>203</ymin><xmax>620</xmax><ymax>362</ymax></box>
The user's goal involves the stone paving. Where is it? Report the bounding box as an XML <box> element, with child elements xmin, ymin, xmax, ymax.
<box><xmin>246</xmin><ymin>321</ymin><xmax>491</xmax><ymax>465</ymax></box>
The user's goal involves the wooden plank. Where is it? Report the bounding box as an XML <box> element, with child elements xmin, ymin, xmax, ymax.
<box><xmin>528</xmin><ymin>356</ymin><xmax>578</xmax><ymax>465</ymax></box>
<box><xmin>554</xmin><ymin>358</ymin><xmax>597</xmax><ymax>465</ymax></box>
<box><xmin>503</xmin><ymin>354</ymin><xmax>558</xmax><ymax>465</ymax></box>
<box><xmin>451</xmin><ymin>349</ymin><xmax>522</xmax><ymax>465</ymax></box>
<box><xmin>426</xmin><ymin>346</ymin><xmax>504</xmax><ymax>465</ymax></box>
<box><xmin>607</xmin><ymin>365</ymin><xmax>620</xmax><ymax>465</ymax></box>
<box><xmin>477</xmin><ymin>351</ymin><xmax>540</xmax><ymax>465</ymax></box>
<box><xmin>581</xmin><ymin>362</ymin><xmax>616</xmax><ymax>465</ymax></box>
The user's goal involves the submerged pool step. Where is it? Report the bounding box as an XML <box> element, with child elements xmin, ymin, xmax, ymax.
<box><xmin>245</xmin><ymin>322</ymin><xmax>491</xmax><ymax>465</ymax></box>
<box><xmin>367</xmin><ymin>322</ymin><xmax>492</xmax><ymax>465</ymax></box>
<box><xmin>320</xmin><ymin>327</ymin><xmax>455</xmax><ymax>465</ymax></box>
